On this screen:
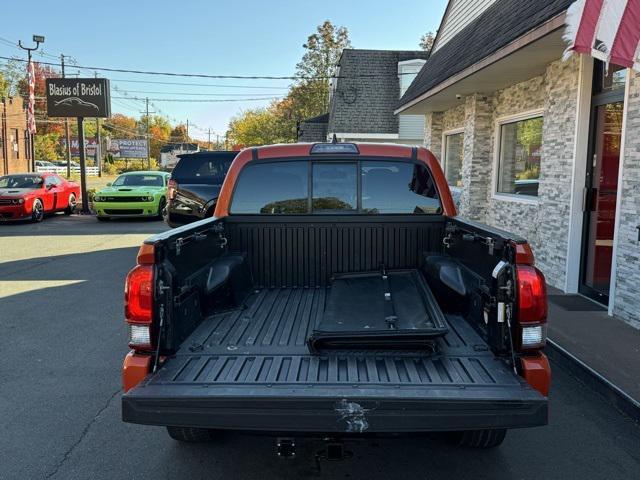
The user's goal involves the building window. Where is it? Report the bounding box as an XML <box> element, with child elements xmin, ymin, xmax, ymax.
<box><xmin>24</xmin><ymin>130</ymin><xmax>30</xmax><ymax>159</ymax></box>
<box><xmin>443</xmin><ymin>131</ymin><xmax>464</xmax><ymax>187</ymax></box>
<box><xmin>497</xmin><ymin>115</ymin><xmax>543</xmax><ymax>197</ymax></box>
<box><xmin>398</xmin><ymin>59</ymin><xmax>427</xmax><ymax>97</ymax></box>
<box><xmin>12</xmin><ymin>128</ymin><xmax>19</xmax><ymax>159</ymax></box>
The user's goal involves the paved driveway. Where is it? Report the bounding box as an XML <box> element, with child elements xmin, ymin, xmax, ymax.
<box><xmin>0</xmin><ymin>214</ymin><xmax>639</xmax><ymax>479</ymax></box>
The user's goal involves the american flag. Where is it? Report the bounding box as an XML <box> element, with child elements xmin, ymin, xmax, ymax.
<box><xmin>564</xmin><ymin>0</ymin><xmax>640</xmax><ymax>70</ymax></box>
<box><xmin>27</xmin><ymin>59</ymin><xmax>36</xmax><ymax>134</ymax></box>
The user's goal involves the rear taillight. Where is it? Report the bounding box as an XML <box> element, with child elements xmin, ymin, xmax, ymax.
<box><xmin>168</xmin><ymin>179</ymin><xmax>177</xmax><ymax>200</ymax></box>
<box><xmin>515</xmin><ymin>265</ymin><xmax>547</xmax><ymax>350</ymax></box>
<box><xmin>125</xmin><ymin>264</ymin><xmax>154</xmax><ymax>350</ymax></box>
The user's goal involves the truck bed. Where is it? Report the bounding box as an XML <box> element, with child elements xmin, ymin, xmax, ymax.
<box><xmin>123</xmin><ymin>283</ymin><xmax>547</xmax><ymax>433</ymax></box>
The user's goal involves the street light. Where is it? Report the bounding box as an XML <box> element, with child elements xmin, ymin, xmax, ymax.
<box><xmin>18</xmin><ymin>34</ymin><xmax>44</xmax><ymax>171</ymax></box>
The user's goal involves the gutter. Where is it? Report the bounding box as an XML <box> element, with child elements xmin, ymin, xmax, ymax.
<box><xmin>395</xmin><ymin>12</ymin><xmax>567</xmax><ymax>115</ymax></box>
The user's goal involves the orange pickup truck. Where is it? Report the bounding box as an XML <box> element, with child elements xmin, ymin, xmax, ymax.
<box><xmin>121</xmin><ymin>142</ymin><xmax>550</xmax><ymax>450</ymax></box>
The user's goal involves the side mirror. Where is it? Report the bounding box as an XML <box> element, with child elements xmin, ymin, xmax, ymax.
<box><xmin>106</xmin><ymin>182</ymin><xmax>112</xmax><ymax>187</ymax></box>
<box><xmin>46</xmin><ymin>183</ymin><xmax>54</xmax><ymax>190</ymax></box>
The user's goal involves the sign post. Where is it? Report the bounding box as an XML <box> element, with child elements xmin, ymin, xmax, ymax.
<box><xmin>45</xmin><ymin>78</ymin><xmax>111</xmax><ymax>214</ymax></box>
<box><xmin>76</xmin><ymin>117</ymin><xmax>89</xmax><ymax>213</ymax></box>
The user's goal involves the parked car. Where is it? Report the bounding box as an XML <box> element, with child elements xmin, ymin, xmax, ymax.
<box><xmin>164</xmin><ymin>151</ymin><xmax>237</xmax><ymax>228</ymax></box>
<box><xmin>0</xmin><ymin>173</ymin><xmax>80</xmax><ymax>222</ymax></box>
<box><xmin>35</xmin><ymin>160</ymin><xmax>57</xmax><ymax>169</ymax></box>
<box><xmin>121</xmin><ymin>142</ymin><xmax>550</xmax><ymax>450</ymax></box>
<box><xmin>93</xmin><ymin>171</ymin><xmax>170</xmax><ymax>221</ymax></box>
<box><xmin>53</xmin><ymin>160</ymin><xmax>80</xmax><ymax>169</ymax></box>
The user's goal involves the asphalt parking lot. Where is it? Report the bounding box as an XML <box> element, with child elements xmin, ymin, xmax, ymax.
<box><xmin>1</xmin><ymin>213</ymin><xmax>639</xmax><ymax>480</ymax></box>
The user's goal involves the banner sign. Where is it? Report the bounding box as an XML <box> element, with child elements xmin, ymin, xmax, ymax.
<box><xmin>45</xmin><ymin>78</ymin><xmax>111</xmax><ymax>117</ymax></box>
<box><xmin>107</xmin><ymin>139</ymin><xmax>148</xmax><ymax>158</ymax></box>
<box><xmin>61</xmin><ymin>138</ymin><xmax>99</xmax><ymax>157</ymax></box>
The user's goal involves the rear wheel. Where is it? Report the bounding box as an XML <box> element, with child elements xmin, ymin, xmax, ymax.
<box><xmin>31</xmin><ymin>199</ymin><xmax>44</xmax><ymax>222</ymax></box>
<box><xmin>64</xmin><ymin>193</ymin><xmax>77</xmax><ymax>215</ymax></box>
<box><xmin>445</xmin><ymin>429</ymin><xmax>507</xmax><ymax>448</ymax></box>
<box><xmin>166</xmin><ymin>426</ymin><xmax>212</xmax><ymax>443</ymax></box>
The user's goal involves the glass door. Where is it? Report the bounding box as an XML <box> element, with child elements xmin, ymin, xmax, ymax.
<box><xmin>579</xmin><ymin>101</ymin><xmax>623</xmax><ymax>304</ymax></box>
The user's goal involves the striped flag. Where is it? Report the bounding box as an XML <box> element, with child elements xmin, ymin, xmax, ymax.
<box><xmin>564</xmin><ymin>0</ymin><xmax>640</xmax><ymax>70</ymax></box>
<box><xmin>27</xmin><ymin>60</ymin><xmax>36</xmax><ymax>134</ymax></box>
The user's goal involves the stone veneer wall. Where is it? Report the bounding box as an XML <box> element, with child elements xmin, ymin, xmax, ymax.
<box><xmin>424</xmin><ymin>56</ymin><xmax>580</xmax><ymax>290</ymax></box>
<box><xmin>613</xmin><ymin>71</ymin><xmax>640</xmax><ymax>326</ymax></box>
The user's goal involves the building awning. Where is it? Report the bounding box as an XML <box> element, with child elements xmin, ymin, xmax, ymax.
<box><xmin>564</xmin><ymin>0</ymin><xmax>640</xmax><ymax>69</ymax></box>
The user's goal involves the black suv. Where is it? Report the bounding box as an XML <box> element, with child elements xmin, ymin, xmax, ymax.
<box><xmin>164</xmin><ymin>151</ymin><xmax>237</xmax><ymax>228</ymax></box>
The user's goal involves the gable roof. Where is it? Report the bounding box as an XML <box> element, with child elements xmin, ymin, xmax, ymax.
<box><xmin>328</xmin><ymin>49</ymin><xmax>430</xmax><ymax>134</ymax></box>
<box><xmin>398</xmin><ymin>0</ymin><xmax>573</xmax><ymax>109</ymax></box>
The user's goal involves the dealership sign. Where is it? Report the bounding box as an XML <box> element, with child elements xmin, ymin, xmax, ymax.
<box><xmin>61</xmin><ymin>138</ymin><xmax>99</xmax><ymax>157</ymax></box>
<box><xmin>107</xmin><ymin>139</ymin><xmax>148</xmax><ymax>158</ymax></box>
<box><xmin>45</xmin><ymin>78</ymin><xmax>111</xmax><ymax>117</ymax></box>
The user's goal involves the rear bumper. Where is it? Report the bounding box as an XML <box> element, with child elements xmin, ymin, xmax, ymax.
<box><xmin>122</xmin><ymin>387</ymin><xmax>548</xmax><ymax>433</ymax></box>
<box><xmin>165</xmin><ymin>208</ymin><xmax>204</xmax><ymax>227</ymax></box>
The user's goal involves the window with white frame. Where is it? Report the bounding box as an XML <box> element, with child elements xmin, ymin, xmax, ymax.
<box><xmin>496</xmin><ymin>115</ymin><xmax>543</xmax><ymax>197</ymax></box>
<box><xmin>443</xmin><ymin>131</ymin><xmax>464</xmax><ymax>187</ymax></box>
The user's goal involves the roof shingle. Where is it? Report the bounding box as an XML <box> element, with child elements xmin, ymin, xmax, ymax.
<box><xmin>398</xmin><ymin>0</ymin><xmax>573</xmax><ymax>109</ymax></box>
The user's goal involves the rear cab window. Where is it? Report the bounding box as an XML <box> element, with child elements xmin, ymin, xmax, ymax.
<box><xmin>230</xmin><ymin>158</ymin><xmax>442</xmax><ymax>215</ymax></box>
<box><xmin>172</xmin><ymin>155</ymin><xmax>235</xmax><ymax>184</ymax></box>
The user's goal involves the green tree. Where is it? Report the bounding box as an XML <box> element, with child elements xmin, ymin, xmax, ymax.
<box><xmin>227</xmin><ymin>107</ymin><xmax>287</xmax><ymax>147</ymax></box>
<box><xmin>0</xmin><ymin>59</ymin><xmax>24</xmax><ymax>97</ymax></box>
<box><xmin>35</xmin><ymin>133</ymin><xmax>61</xmax><ymax>160</ymax></box>
<box><xmin>294</xmin><ymin>20</ymin><xmax>351</xmax><ymax>112</ymax></box>
<box><xmin>0</xmin><ymin>73</ymin><xmax>9</xmax><ymax>98</ymax></box>
<box><xmin>225</xmin><ymin>20</ymin><xmax>350</xmax><ymax>146</ymax></box>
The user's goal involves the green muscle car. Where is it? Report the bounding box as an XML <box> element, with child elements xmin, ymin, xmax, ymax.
<box><xmin>93</xmin><ymin>171</ymin><xmax>170</xmax><ymax>221</ymax></box>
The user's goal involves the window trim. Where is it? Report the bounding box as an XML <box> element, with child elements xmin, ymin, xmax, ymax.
<box><xmin>492</xmin><ymin>109</ymin><xmax>544</xmax><ymax>203</ymax></box>
<box><xmin>440</xmin><ymin>127</ymin><xmax>464</xmax><ymax>188</ymax></box>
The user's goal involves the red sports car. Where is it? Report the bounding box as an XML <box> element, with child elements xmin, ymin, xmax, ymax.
<box><xmin>0</xmin><ymin>173</ymin><xmax>80</xmax><ymax>222</ymax></box>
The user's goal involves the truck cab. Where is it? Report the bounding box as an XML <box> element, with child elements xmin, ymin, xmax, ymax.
<box><xmin>121</xmin><ymin>142</ymin><xmax>550</xmax><ymax>449</ymax></box>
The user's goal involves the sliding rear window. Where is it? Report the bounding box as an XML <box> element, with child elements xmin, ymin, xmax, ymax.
<box><xmin>230</xmin><ymin>159</ymin><xmax>442</xmax><ymax>214</ymax></box>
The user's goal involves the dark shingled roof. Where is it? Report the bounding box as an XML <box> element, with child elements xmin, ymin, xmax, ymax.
<box><xmin>398</xmin><ymin>0</ymin><xmax>573</xmax><ymax>109</ymax></box>
<box><xmin>303</xmin><ymin>112</ymin><xmax>329</xmax><ymax>124</ymax></box>
<box><xmin>329</xmin><ymin>49</ymin><xmax>430</xmax><ymax>134</ymax></box>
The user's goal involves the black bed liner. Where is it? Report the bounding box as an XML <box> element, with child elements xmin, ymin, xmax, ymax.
<box><xmin>123</xmin><ymin>285</ymin><xmax>547</xmax><ymax>433</ymax></box>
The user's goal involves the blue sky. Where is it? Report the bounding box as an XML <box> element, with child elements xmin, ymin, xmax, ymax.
<box><xmin>0</xmin><ymin>0</ymin><xmax>446</xmax><ymax>140</ymax></box>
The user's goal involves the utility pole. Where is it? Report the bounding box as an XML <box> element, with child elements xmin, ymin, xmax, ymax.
<box><xmin>94</xmin><ymin>71</ymin><xmax>102</xmax><ymax>177</ymax></box>
<box><xmin>207</xmin><ymin>129</ymin><xmax>212</xmax><ymax>150</ymax></box>
<box><xmin>186</xmin><ymin>119</ymin><xmax>189</xmax><ymax>140</ymax></box>
<box><xmin>140</xmin><ymin>98</ymin><xmax>155</xmax><ymax>170</ymax></box>
<box><xmin>18</xmin><ymin>35</ymin><xmax>44</xmax><ymax>172</ymax></box>
<box><xmin>60</xmin><ymin>55</ymin><xmax>73</xmax><ymax>178</ymax></box>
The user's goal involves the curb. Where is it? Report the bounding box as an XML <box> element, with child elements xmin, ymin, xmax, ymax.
<box><xmin>546</xmin><ymin>339</ymin><xmax>640</xmax><ymax>424</ymax></box>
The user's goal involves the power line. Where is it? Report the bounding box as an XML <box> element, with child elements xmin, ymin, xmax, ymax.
<box><xmin>110</xmin><ymin>78</ymin><xmax>289</xmax><ymax>89</ymax></box>
<box><xmin>0</xmin><ymin>55</ymin><xmax>418</xmax><ymax>80</ymax></box>
<box><xmin>112</xmin><ymin>89</ymin><xmax>280</xmax><ymax>97</ymax></box>
<box><xmin>112</xmin><ymin>96</ymin><xmax>281</xmax><ymax>103</ymax></box>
